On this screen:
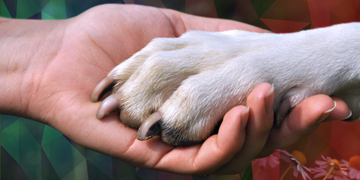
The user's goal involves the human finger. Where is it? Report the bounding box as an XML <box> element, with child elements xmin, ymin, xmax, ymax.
<box><xmin>213</xmin><ymin>83</ymin><xmax>274</xmax><ymax>174</ymax></box>
<box><xmin>148</xmin><ymin>105</ymin><xmax>249</xmax><ymax>175</ymax></box>
<box><xmin>323</xmin><ymin>96</ymin><xmax>351</xmax><ymax>121</ymax></box>
<box><xmin>257</xmin><ymin>94</ymin><xmax>351</xmax><ymax>157</ymax></box>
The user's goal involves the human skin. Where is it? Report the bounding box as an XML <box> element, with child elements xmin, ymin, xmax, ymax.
<box><xmin>0</xmin><ymin>4</ymin><xmax>351</xmax><ymax>175</ymax></box>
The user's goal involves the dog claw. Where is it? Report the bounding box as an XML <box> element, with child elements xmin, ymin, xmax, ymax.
<box><xmin>96</xmin><ymin>93</ymin><xmax>122</xmax><ymax>119</ymax></box>
<box><xmin>137</xmin><ymin>112</ymin><xmax>163</xmax><ymax>140</ymax></box>
<box><xmin>91</xmin><ymin>77</ymin><xmax>116</xmax><ymax>102</ymax></box>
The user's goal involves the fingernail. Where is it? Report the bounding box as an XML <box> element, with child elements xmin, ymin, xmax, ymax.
<box><xmin>240</xmin><ymin>106</ymin><xmax>250</xmax><ymax>131</ymax></box>
<box><xmin>340</xmin><ymin>110</ymin><xmax>353</xmax><ymax>121</ymax></box>
<box><xmin>317</xmin><ymin>101</ymin><xmax>336</xmax><ymax>123</ymax></box>
<box><xmin>265</xmin><ymin>84</ymin><xmax>274</xmax><ymax>116</ymax></box>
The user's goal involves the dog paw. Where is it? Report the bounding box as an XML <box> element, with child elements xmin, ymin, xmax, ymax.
<box><xmin>91</xmin><ymin>23</ymin><xmax>360</xmax><ymax>146</ymax></box>
<box><xmin>91</xmin><ymin>31</ymin><xmax>263</xmax><ymax>146</ymax></box>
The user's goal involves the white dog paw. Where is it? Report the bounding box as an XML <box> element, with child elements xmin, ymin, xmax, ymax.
<box><xmin>92</xmin><ymin>23</ymin><xmax>360</xmax><ymax>146</ymax></box>
<box><xmin>91</xmin><ymin>31</ymin><xmax>260</xmax><ymax>146</ymax></box>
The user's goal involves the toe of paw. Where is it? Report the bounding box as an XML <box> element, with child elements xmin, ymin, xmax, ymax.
<box><xmin>160</xmin><ymin>129</ymin><xmax>204</xmax><ymax>147</ymax></box>
<box><xmin>119</xmin><ymin>109</ymin><xmax>142</xmax><ymax>128</ymax></box>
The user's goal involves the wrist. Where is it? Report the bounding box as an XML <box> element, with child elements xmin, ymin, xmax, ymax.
<box><xmin>0</xmin><ymin>17</ymin><xmax>65</xmax><ymax>119</ymax></box>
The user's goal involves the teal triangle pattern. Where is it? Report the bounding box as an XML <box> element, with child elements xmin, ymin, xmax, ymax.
<box><xmin>2</xmin><ymin>0</ymin><xmax>17</xmax><ymax>18</ymax></box>
<box><xmin>1</xmin><ymin>115</ymin><xmax>19</xmax><ymax>130</ymax></box>
<box><xmin>32</xmin><ymin>0</ymin><xmax>51</xmax><ymax>9</ymax></box>
<box><xmin>62</xmin><ymin>160</ymin><xmax>88</xmax><ymax>180</ymax></box>
<box><xmin>41</xmin><ymin>125</ymin><xmax>63</xmax><ymax>146</ymax></box>
<box><xmin>2</xmin><ymin>119</ymin><xmax>20</xmax><ymax>163</ymax></box>
<box><xmin>1</xmin><ymin>147</ymin><xmax>29</xmax><ymax>180</ymax></box>
<box><xmin>0</xmin><ymin>0</ymin><xmax>11</xmax><ymax>18</ymax></box>
<box><xmin>86</xmin><ymin>150</ymin><xmax>113</xmax><ymax>178</ymax></box>
<box><xmin>41</xmin><ymin>134</ymin><xmax>85</xmax><ymax>179</ymax></box>
<box><xmin>41</xmin><ymin>148</ymin><xmax>61</xmax><ymax>180</ymax></box>
<box><xmin>16</xmin><ymin>0</ymin><xmax>41</xmax><ymax>19</ymax></box>
<box><xmin>41</xmin><ymin>11</ymin><xmax>55</xmax><ymax>20</ymax></box>
<box><xmin>20</xmin><ymin>117</ymin><xmax>44</xmax><ymax>145</ymax></box>
<box><xmin>64</xmin><ymin>136</ymin><xmax>88</xmax><ymax>158</ymax></box>
<box><xmin>42</xmin><ymin>0</ymin><xmax>66</xmax><ymax>19</ymax></box>
<box><xmin>87</xmin><ymin>160</ymin><xmax>113</xmax><ymax>180</ymax></box>
<box><xmin>18</xmin><ymin>119</ymin><xmax>42</xmax><ymax>180</ymax></box>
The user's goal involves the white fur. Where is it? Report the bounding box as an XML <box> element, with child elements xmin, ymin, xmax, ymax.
<box><xmin>104</xmin><ymin>22</ymin><xmax>360</xmax><ymax>144</ymax></box>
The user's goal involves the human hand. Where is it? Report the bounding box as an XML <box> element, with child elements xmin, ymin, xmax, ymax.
<box><xmin>0</xmin><ymin>4</ymin><xmax>351</xmax><ymax>175</ymax></box>
<box><xmin>215</xmin><ymin>83</ymin><xmax>351</xmax><ymax>174</ymax></box>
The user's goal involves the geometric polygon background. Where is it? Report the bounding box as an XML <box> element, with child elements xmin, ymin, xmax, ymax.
<box><xmin>1</xmin><ymin>0</ymin><xmax>360</xmax><ymax>180</ymax></box>
<box><xmin>1</xmin><ymin>0</ymin><xmax>124</xmax><ymax>19</ymax></box>
<box><xmin>2</xmin><ymin>0</ymin><xmax>360</xmax><ymax>30</ymax></box>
